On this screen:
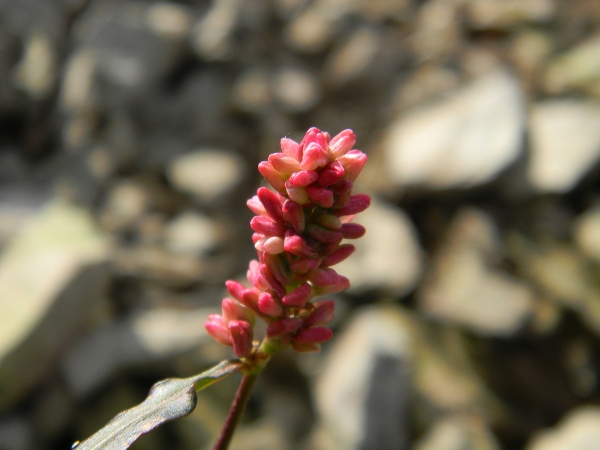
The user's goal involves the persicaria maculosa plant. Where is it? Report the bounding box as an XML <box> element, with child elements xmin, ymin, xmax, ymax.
<box><xmin>75</xmin><ymin>127</ymin><xmax>370</xmax><ymax>450</ymax></box>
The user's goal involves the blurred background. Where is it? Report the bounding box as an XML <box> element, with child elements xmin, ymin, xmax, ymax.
<box><xmin>1</xmin><ymin>0</ymin><xmax>600</xmax><ymax>449</ymax></box>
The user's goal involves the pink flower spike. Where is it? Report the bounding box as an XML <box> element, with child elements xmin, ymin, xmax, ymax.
<box><xmin>333</xmin><ymin>194</ymin><xmax>371</xmax><ymax>216</ymax></box>
<box><xmin>318</xmin><ymin>161</ymin><xmax>345</xmax><ymax>187</ymax></box>
<box><xmin>258</xmin><ymin>161</ymin><xmax>287</xmax><ymax>193</ymax></box>
<box><xmin>257</xmin><ymin>187</ymin><xmax>284</xmax><ymax>222</ymax></box>
<box><xmin>266</xmin><ymin>318</ymin><xmax>303</xmax><ymax>338</ymax></box>
<box><xmin>282</xmin><ymin>282</ymin><xmax>313</xmax><ymax>307</ymax></box>
<box><xmin>229</xmin><ymin>320</ymin><xmax>253</xmax><ymax>358</ymax></box>
<box><xmin>284</xmin><ymin>231</ymin><xmax>314</xmax><ymax>257</ymax></box>
<box><xmin>258</xmin><ymin>292</ymin><xmax>284</xmax><ymax>317</ymax></box>
<box><xmin>251</xmin><ymin>216</ymin><xmax>286</xmax><ymax>237</ymax></box>
<box><xmin>294</xmin><ymin>326</ymin><xmax>333</xmax><ymax>344</ymax></box>
<box><xmin>282</xmin><ymin>200</ymin><xmax>305</xmax><ymax>233</ymax></box>
<box><xmin>340</xmin><ymin>223</ymin><xmax>366</xmax><ymax>239</ymax></box>
<box><xmin>205</xmin><ymin>314</ymin><xmax>232</xmax><ymax>346</ymax></box>
<box><xmin>337</xmin><ymin>150</ymin><xmax>367</xmax><ymax>182</ymax></box>
<box><xmin>304</xmin><ymin>300</ymin><xmax>335</xmax><ymax>327</ymax></box>
<box><xmin>288</xmin><ymin>170</ymin><xmax>319</xmax><ymax>187</ymax></box>
<box><xmin>328</xmin><ymin>129</ymin><xmax>356</xmax><ymax>159</ymax></box>
<box><xmin>305</xmin><ymin>185</ymin><xmax>334</xmax><ymax>208</ymax></box>
<box><xmin>301</xmin><ymin>143</ymin><xmax>330</xmax><ymax>171</ymax></box>
<box><xmin>268</xmin><ymin>153</ymin><xmax>302</xmax><ymax>174</ymax></box>
<box><xmin>306</xmin><ymin>223</ymin><xmax>343</xmax><ymax>243</ymax></box>
<box><xmin>322</xmin><ymin>244</ymin><xmax>355</xmax><ymax>267</ymax></box>
<box><xmin>286</xmin><ymin>185</ymin><xmax>309</xmax><ymax>205</ymax></box>
<box><xmin>280</xmin><ymin>137</ymin><xmax>302</xmax><ymax>161</ymax></box>
<box><xmin>247</xmin><ymin>195</ymin><xmax>268</xmax><ymax>216</ymax></box>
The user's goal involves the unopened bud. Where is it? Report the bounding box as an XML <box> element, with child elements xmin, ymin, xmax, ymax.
<box><xmin>304</xmin><ymin>300</ymin><xmax>335</xmax><ymax>327</ymax></box>
<box><xmin>229</xmin><ymin>320</ymin><xmax>253</xmax><ymax>358</ymax></box>
<box><xmin>280</xmin><ymin>137</ymin><xmax>302</xmax><ymax>161</ymax></box>
<box><xmin>305</xmin><ymin>185</ymin><xmax>334</xmax><ymax>208</ymax></box>
<box><xmin>282</xmin><ymin>200</ymin><xmax>305</xmax><ymax>233</ymax></box>
<box><xmin>322</xmin><ymin>244</ymin><xmax>355</xmax><ymax>266</ymax></box>
<box><xmin>293</xmin><ymin>326</ymin><xmax>333</xmax><ymax>344</ymax></box>
<box><xmin>258</xmin><ymin>161</ymin><xmax>287</xmax><ymax>193</ymax></box>
<box><xmin>328</xmin><ymin>129</ymin><xmax>356</xmax><ymax>159</ymax></box>
<box><xmin>282</xmin><ymin>282</ymin><xmax>313</xmax><ymax>307</ymax></box>
<box><xmin>257</xmin><ymin>187</ymin><xmax>284</xmax><ymax>222</ymax></box>
<box><xmin>258</xmin><ymin>292</ymin><xmax>284</xmax><ymax>317</ymax></box>
<box><xmin>340</xmin><ymin>223</ymin><xmax>366</xmax><ymax>239</ymax></box>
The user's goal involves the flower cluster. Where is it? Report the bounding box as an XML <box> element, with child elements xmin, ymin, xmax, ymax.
<box><xmin>205</xmin><ymin>127</ymin><xmax>370</xmax><ymax>359</ymax></box>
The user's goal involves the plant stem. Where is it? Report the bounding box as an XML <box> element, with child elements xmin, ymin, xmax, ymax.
<box><xmin>213</xmin><ymin>373</ymin><xmax>258</xmax><ymax>450</ymax></box>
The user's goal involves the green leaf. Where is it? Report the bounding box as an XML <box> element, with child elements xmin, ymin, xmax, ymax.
<box><xmin>74</xmin><ymin>360</ymin><xmax>243</xmax><ymax>450</ymax></box>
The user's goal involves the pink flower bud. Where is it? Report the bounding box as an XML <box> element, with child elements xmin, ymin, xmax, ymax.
<box><xmin>240</xmin><ymin>288</ymin><xmax>261</xmax><ymax>312</ymax></box>
<box><xmin>256</xmin><ymin>236</ymin><xmax>285</xmax><ymax>254</ymax></box>
<box><xmin>288</xmin><ymin>170</ymin><xmax>319</xmax><ymax>187</ymax></box>
<box><xmin>322</xmin><ymin>244</ymin><xmax>355</xmax><ymax>266</ymax></box>
<box><xmin>318</xmin><ymin>161</ymin><xmax>345</xmax><ymax>187</ymax></box>
<box><xmin>282</xmin><ymin>200</ymin><xmax>305</xmax><ymax>233</ymax></box>
<box><xmin>257</xmin><ymin>187</ymin><xmax>284</xmax><ymax>222</ymax></box>
<box><xmin>247</xmin><ymin>195</ymin><xmax>268</xmax><ymax>216</ymax></box>
<box><xmin>305</xmin><ymin>185</ymin><xmax>334</xmax><ymax>208</ymax></box>
<box><xmin>260</xmin><ymin>264</ymin><xmax>286</xmax><ymax>297</ymax></box>
<box><xmin>328</xmin><ymin>129</ymin><xmax>356</xmax><ymax>159</ymax></box>
<box><xmin>280</xmin><ymin>137</ymin><xmax>302</xmax><ymax>161</ymax></box>
<box><xmin>282</xmin><ymin>282</ymin><xmax>313</xmax><ymax>307</ymax></box>
<box><xmin>322</xmin><ymin>238</ymin><xmax>343</xmax><ymax>255</ymax></box>
<box><xmin>301</xmin><ymin>143</ymin><xmax>330</xmax><ymax>171</ymax></box>
<box><xmin>247</xmin><ymin>260</ymin><xmax>270</xmax><ymax>290</ymax></box>
<box><xmin>292</xmin><ymin>342</ymin><xmax>321</xmax><ymax>353</ymax></box>
<box><xmin>250</xmin><ymin>216</ymin><xmax>287</xmax><ymax>237</ymax></box>
<box><xmin>263</xmin><ymin>253</ymin><xmax>293</xmax><ymax>286</ymax></box>
<box><xmin>333</xmin><ymin>194</ymin><xmax>371</xmax><ymax>216</ymax></box>
<box><xmin>225</xmin><ymin>280</ymin><xmax>246</xmax><ymax>302</ymax></box>
<box><xmin>284</xmin><ymin>232</ymin><xmax>314</xmax><ymax>257</ymax></box>
<box><xmin>332</xmin><ymin>191</ymin><xmax>351</xmax><ymax>208</ymax></box>
<box><xmin>266</xmin><ymin>318</ymin><xmax>303</xmax><ymax>338</ymax></box>
<box><xmin>300</xmin><ymin>127</ymin><xmax>327</xmax><ymax>150</ymax></box>
<box><xmin>293</xmin><ymin>326</ymin><xmax>333</xmax><ymax>344</ymax></box>
<box><xmin>304</xmin><ymin>300</ymin><xmax>335</xmax><ymax>327</ymax></box>
<box><xmin>306</xmin><ymin>223</ymin><xmax>343</xmax><ymax>243</ymax></box>
<box><xmin>286</xmin><ymin>185</ymin><xmax>309</xmax><ymax>205</ymax></box>
<box><xmin>340</xmin><ymin>223</ymin><xmax>366</xmax><ymax>239</ymax></box>
<box><xmin>252</xmin><ymin>233</ymin><xmax>263</xmax><ymax>244</ymax></box>
<box><xmin>329</xmin><ymin>179</ymin><xmax>353</xmax><ymax>195</ymax></box>
<box><xmin>268</xmin><ymin>153</ymin><xmax>301</xmax><ymax>174</ymax></box>
<box><xmin>289</xmin><ymin>256</ymin><xmax>322</xmax><ymax>273</ymax></box>
<box><xmin>258</xmin><ymin>161</ymin><xmax>287</xmax><ymax>193</ymax></box>
<box><xmin>307</xmin><ymin>268</ymin><xmax>337</xmax><ymax>286</ymax></box>
<box><xmin>205</xmin><ymin>314</ymin><xmax>232</xmax><ymax>346</ymax></box>
<box><xmin>258</xmin><ymin>292</ymin><xmax>284</xmax><ymax>317</ymax></box>
<box><xmin>229</xmin><ymin>320</ymin><xmax>253</xmax><ymax>358</ymax></box>
<box><xmin>337</xmin><ymin>150</ymin><xmax>367</xmax><ymax>182</ymax></box>
<box><xmin>222</xmin><ymin>298</ymin><xmax>255</xmax><ymax>326</ymax></box>
<box><xmin>314</xmin><ymin>274</ymin><xmax>350</xmax><ymax>294</ymax></box>
<box><xmin>316</xmin><ymin>214</ymin><xmax>342</xmax><ymax>230</ymax></box>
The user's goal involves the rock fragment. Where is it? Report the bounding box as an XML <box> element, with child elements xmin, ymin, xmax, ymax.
<box><xmin>526</xmin><ymin>407</ymin><xmax>600</xmax><ymax>450</ymax></box>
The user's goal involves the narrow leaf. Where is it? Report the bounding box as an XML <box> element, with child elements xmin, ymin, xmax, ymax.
<box><xmin>75</xmin><ymin>360</ymin><xmax>243</xmax><ymax>450</ymax></box>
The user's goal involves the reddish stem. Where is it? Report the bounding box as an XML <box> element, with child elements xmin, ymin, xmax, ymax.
<box><xmin>213</xmin><ymin>373</ymin><xmax>258</xmax><ymax>450</ymax></box>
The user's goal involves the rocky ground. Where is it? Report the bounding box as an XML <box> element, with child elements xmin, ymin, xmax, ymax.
<box><xmin>1</xmin><ymin>0</ymin><xmax>600</xmax><ymax>449</ymax></box>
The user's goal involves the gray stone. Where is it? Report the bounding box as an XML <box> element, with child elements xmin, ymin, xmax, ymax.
<box><xmin>0</xmin><ymin>200</ymin><xmax>109</xmax><ymax>409</ymax></box>
<box><xmin>411</xmin><ymin>0</ymin><xmax>463</xmax><ymax>61</ymax></box>
<box><xmin>419</xmin><ymin>208</ymin><xmax>535</xmax><ymax>336</ymax></box>
<box><xmin>167</xmin><ymin>149</ymin><xmax>245</xmax><ymax>203</ymax></box>
<box><xmin>12</xmin><ymin>29</ymin><xmax>56</xmax><ymax>100</ymax></box>
<box><xmin>384</xmin><ymin>69</ymin><xmax>525</xmax><ymax>189</ymax></box>
<box><xmin>191</xmin><ymin>0</ymin><xmax>239</xmax><ymax>61</ymax></box>
<box><xmin>467</xmin><ymin>0</ymin><xmax>556</xmax><ymax>29</ymax></box>
<box><xmin>528</xmin><ymin>100</ymin><xmax>600</xmax><ymax>192</ymax></box>
<box><xmin>63</xmin><ymin>307</ymin><xmax>215</xmax><ymax>398</ymax></box>
<box><xmin>231</xmin><ymin>68</ymin><xmax>272</xmax><ymax>113</ymax></box>
<box><xmin>272</xmin><ymin>67</ymin><xmax>321</xmax><ymax>113</ymax></box>
<box><xmin>526</xmin><ymin>407</ymin><xmax>600</xmax><ymax>450</ymax></box>
<box><xmin>100</xmin><ymin>181</ymin><xmax>149</xmax><ymax>232</ymax></box>
<box><xmin>335</xmin><ymin>196</ymin><xmax>423</xmax><ymax>295</ymax></box>
<box><xmin>415</xmin><ymin>415</ymin><xmax>500</xmax><ymax>450</ymax></box>
<box><xmin>163</xmin><ymin>211</ymin><xmax>219</xmax><ymax>257</ymax></box>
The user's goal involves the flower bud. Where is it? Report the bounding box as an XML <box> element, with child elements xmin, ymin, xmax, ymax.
<box><xmin>316</xmin><ymin>214</ymin><xmax>342</xmax><ymax>230</ymax></box>
<box><xmin>282</xmin><ymin>200</ymin><xmax>305</xmax><ymax>233</ymax></box>
<box><xmin>268</xmin><ymin>153</ymin><xmax>301</xmax><ymax>174</ymax></box>
<box><xmin>304</xmin><ymin>300</ymin><xmax>335</xmax><ymax>327</ymax></box>
<box><xmin>247</xmin><ymin>195</ymin><xmax>267</xmax><ymax>216</ymax></box>
<box><xmin>337</xmin><ymin>150</ymin><xmax>367</xmax><ymax>182</ymax></box>
<box><xmin>289</xmin><ymin>256</ymin><xmax>322</xmax><ymax>273</ymax></box>
<box><xmin>258</xmin><ymin>161</ymin><xmax>287</xmax><ymax>193</ymax></box>
<box><xmin>306</xmin><ymin>223</ymin><xmax>343</xmax><ymax>243</ymax></box>
<box><xmin>266</xmin><ymin>318</ymin><xmax>303</xmax><ymax>338</ymax></box>
<box><xmin>260</xmin><ymin>264</ymin><xmax>286</xmax><ymax>297</ymax></box>
<box><xmin>205</xmin><ymin>314</ymin><xmax>232</xmax><ymax>346</ymax></box>
<box><xmin>307</xmin><ymin>268</ymin><xmax>337</xmax><ymax>286</ymax></box>
<box><xmin>328</xmin><ymin>129</ymin><xmax>356</xmax><ymax>159</ymax></box>
<box><xmin>222</xmin><ymin>298</ymin><xmax>255</xmax><ymax>326</ymax></box>
<box><xmin>257</xmin><ymin>187</ymin><xmax>284</xmax><ymax>222</ymax></box>
<box><xmin>340</xmin><ymin>223</ymin><xmax>366</xmax><ymax>239</ymax></box>
<box><xmin>318</xmin><ymin>161</ymin><xmax>345</xmax><ymax>187</ymax></box>
<box><xmin>229</xmin><ymin>320</ymin><xmax>253</xmax><ymax>358</ymax></box>
<box><xmin>288</xmin><ymin>170</ymin><xmax>319</xmax><ymax>186</ymax></box>
<box><xmin>284</xmin><ymin>232</ymin><xmax>313</xmax><ymax>257</ymax></box>
<box><xmin>333</xmin><ymin>194</ymin><xmax>371</xmax><ymax>216</ymax></box>
<box><xmin>225</xmin><ymin>280</ymin><xmax>246</xmax><ymax>302</ymax></box>
<box><xmin>282</xmin><ymin>282</ymin><xmax>313</xmax><ymax>307</ymax></box>
<box><xmin>280</xmin><ymin>137</ymin><xmax>302</xmax><ymax>161</ymax></box>
<box><xmin>286</xmin><ymin>185</ymin><xmax>309</xmax><ymax>205</ymax></box>
<box><xmin>322</xmin><ymin>244</ymin><xmax>355</xmax><ymax>266</ymax></box>
<box><xmin>329</xmin><ymin>179</ymin><xmax>353</xmax><ymax>195</ymax></box>
<box><xmin>258</xmin><ymin>292</ymin><xmax>284</xmax><ymax>317</ymax></box>
<box><xmin>250</xmin><ymin>216</ymin><xmax>287</xmax><ymax>237</ymax></box>
<box><xmin>305</xmin><ymin>185</ymin><xmax>334</xmax><ymax>208</ymax></box>
<box><xmin>301</xmin><ymin>143</ymin><xmax>329</xmax><ymax>171</ymax></box>
<box><xmin>293</xmin><ymin>326</ymin><xmax>333</xmax><ymax>344</ymax></box>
